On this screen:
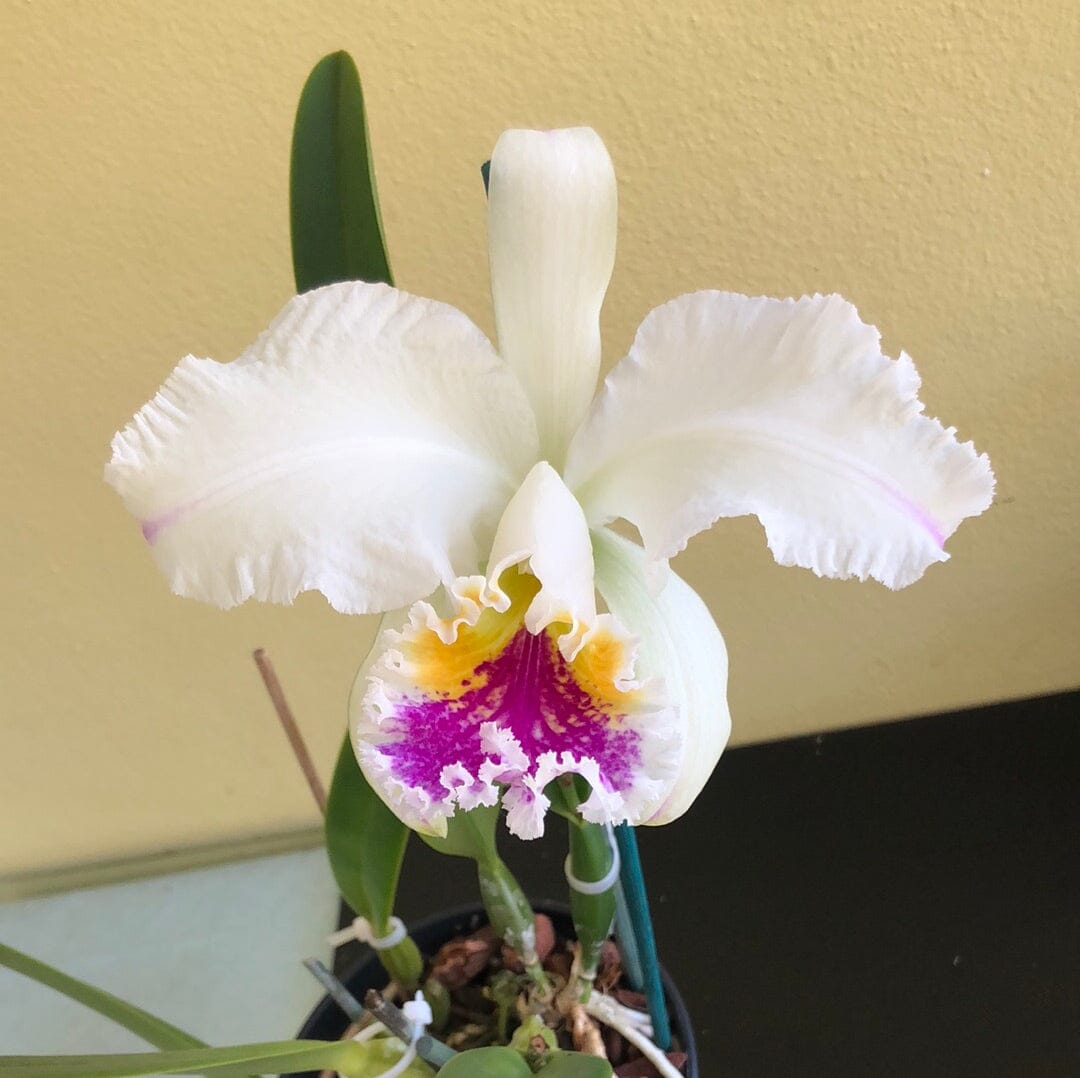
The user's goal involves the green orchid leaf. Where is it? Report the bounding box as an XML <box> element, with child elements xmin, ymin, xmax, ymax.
<box><xmin>436</xmin><ymin>1045</ymin><xmax>531</xmax><ymax>1078</ymax></box>
<box><xmin>326</xmin><ymin>733</ymin><xmax>409</xmax><ymax>929</ymax></box>
<box><xmin>0</xmin><ymin>1038</ymin><xmax>379</xmax><ymax>1078</ymax></box>
<box><xmin>290</xmin><ymin>50</ymin><xmax>393</xmax><ymax>292</ymax></box>
<box><xmin>0</xmin><ymin>942</ymin><xmax>203</xmax><ymax>1050</ymax></box>
<box><xmin>538</xmin><ymin>1053</ymin><xmax>614</xmax><ymax>1077</ymax></box>
<box><xmin>325</xmin><ymin>733</ymin><xmax>422</xmax><ymax>987</ymax></box>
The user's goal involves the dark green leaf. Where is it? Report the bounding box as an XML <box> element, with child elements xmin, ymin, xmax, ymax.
<box><xmin>325</xmin><ymin>734</ymin><xmax>422</xmax><ymax>986</ymax></box>
<box><xmin>290</xmin><ymin>50</ymin><xmax>392</xmax><ymax>292</ymax></box>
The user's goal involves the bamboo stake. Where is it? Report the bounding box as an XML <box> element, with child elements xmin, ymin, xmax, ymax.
<box><xmin>252</xmin><ymin>648</ymin><xmax>327</xmax><ymax>815</ymax></box>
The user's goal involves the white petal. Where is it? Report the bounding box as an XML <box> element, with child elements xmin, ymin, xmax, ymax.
<box><xmin>488</xmin><ymin>128</ymin><xmax>617</xmax><ymax>467</ymax></box>
<box><xmin>566</xmin><ymin>292</ymin><xmax>994</xmax><ymax>589</ymax></box>
<box><xmin>106</xmin><ymin>281</ymin><xmax>539</xmax><ymax>614</ymax></box>
<box><xmin>486</xmin><ymin>461</ymin><xmax>597</xmax><ymax>656</ymax></box>
<box><xmin>592</xmin><ymin>528</ymin><xmax>730</xmax><ymax>824</ymax></box>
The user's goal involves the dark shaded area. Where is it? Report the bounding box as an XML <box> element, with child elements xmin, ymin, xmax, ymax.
<box><xmin>337</xmin><ymin>690</ymin><xmax>1080</xmax><ymax>1077</ymax></box>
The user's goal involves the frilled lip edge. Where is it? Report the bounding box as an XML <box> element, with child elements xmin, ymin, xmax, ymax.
<box><xmin>353</xmin><ymin>571</ymin><xmax>682</xmax><ymax>839</ymax></box>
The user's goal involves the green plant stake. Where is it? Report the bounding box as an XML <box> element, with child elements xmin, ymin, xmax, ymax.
<box><xmin>614</xmin><ymin>824</ymin><xmax>671</xmax><ymax>1050</ymax></box>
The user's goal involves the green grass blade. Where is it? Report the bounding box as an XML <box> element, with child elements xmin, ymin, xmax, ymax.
<box><xmin>0</xmin><ymin>1038</ymin><xmax>374</xmax><ymax>1078</ymax></box>
<box><xmin>290</xmin><ymin>50</ymin><xmax>393</xmax><ymax>291</ymax></box>
<box><xmin>0</xmin><ymin>942</ymin><xmax>204</xmax><ymax>1050</ymax></box>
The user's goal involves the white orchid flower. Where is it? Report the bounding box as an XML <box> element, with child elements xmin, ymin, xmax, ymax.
<box><xmin>106</xmin><ymin>128</ymin><xmax>993</xmax><ymax>841</ymax></box>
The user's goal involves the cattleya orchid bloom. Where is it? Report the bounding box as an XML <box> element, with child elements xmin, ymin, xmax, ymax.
<box><xmin>107</xmin><ymin>128</ymin><xmax>993</xmax><ymax>841</ymax></box>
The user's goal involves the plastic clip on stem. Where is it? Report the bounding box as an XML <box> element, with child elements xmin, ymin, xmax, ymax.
<box><xmin>564</xmin><ymin>826</ymin><xmax>621</xmax><ymax>894</ymax></box>
<box><xmin>328</xmin><ymin>915</ymin><xmax>407</xmax><ymax>951</ymax></box>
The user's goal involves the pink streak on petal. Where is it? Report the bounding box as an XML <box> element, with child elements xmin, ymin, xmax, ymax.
<box><xmin>141</xmin><ymin>508</ymin><xmax>183</xmax><ymax>545</ymax></box>
<box><xmin>872</xmin><ymin>476</ymin><xmax>946</xmax><ymax>548</ymax></box>
<box><xmin>140</xmin><ymin>496</ymin><xmax>205</xmax><ymax>545</ymax></box>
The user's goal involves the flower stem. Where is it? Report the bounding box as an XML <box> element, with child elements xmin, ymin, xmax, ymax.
<box><xmin>476</xmin><ymin>853</ymin><xmax>549</xmax><ymax>989</ymax></box>
<box><xmin>557</xmin><ymin>777</ymin><xmax>617</xmax><ymax>981</ymax></box>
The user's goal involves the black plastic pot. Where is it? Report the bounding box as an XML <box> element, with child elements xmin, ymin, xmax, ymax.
<box><xmin>287</xmin><ymin>901</ymin><xmax>698</xmax><ymax>1077</ymax></box>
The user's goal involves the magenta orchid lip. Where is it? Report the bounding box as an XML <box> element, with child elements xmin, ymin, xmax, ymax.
<box><xmin>356</xmin><ymin>566</ymin><xmax>676</xmax><ymax>841</ymax></box>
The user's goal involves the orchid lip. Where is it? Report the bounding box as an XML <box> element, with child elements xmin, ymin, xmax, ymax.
<box><xmin>355</xmin><ymin>569</ymin><xmax>679</xmax><ymax>839</ymax></box>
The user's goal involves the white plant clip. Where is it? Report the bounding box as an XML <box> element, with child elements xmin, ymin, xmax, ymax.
<box><xmin>327</xmin><ymin>914</ymin><xmax>407</xmax><ymax>951</ymax></box>
<box><xmin>371</xmin><ymin>990</ymin><xmax>432</xmax><ymax>1078</ymax></box>
<box><xmin>564</xmin><ymin>823</ymin><xmax>621</xmax><ymax>895</ymax></box>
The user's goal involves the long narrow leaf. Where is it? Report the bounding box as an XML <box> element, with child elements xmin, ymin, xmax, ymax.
<box><xmin>0</xmin><ymin>942</ymin><xmax>204</xmax><ymax>1050</ymax></box>
<box><xmin>292</xmin><ymin>50</ymin><xmax>420</xmax><ymax>988</ymax></box>
<box><xmin>326</xmin><ymin>735</ymin><xmax>410</xmax><ymax>931</ymax></box>
<box><xmin>0</xmin><ymin>1038</ymin><xmax>372</xmax><ymax>1078</ymax></box>
<box><xmin>290</xmin><ymin>50</ymin><xmax>393</xmax><ymax>291</ymax></box>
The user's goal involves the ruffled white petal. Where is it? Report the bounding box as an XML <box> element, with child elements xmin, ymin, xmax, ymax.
<box><xmin>488</xmin><ymin>127</ymin><xmax>617</xmax><ymax>467</ymax></box>
<box><xmin>566</xmin><ymin>292</ymin><xmax>994</xmax><ymax>589</ymax></box>
<box><xmin>106</xmin><ymin>281</ymin><xmax>539</xmax><ymax>614</ymax></box>
<box><xmin>592</xmin><ymin>528</ymin><xmax>730</xmax><ymax>824</ymax></box>
<box><xmin>486</xmin><ymin>461</ymin><xmax>598</xmax><ymax>657</ymax></box>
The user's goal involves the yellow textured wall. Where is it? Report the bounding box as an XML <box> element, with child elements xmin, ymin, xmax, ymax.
<box><xmin>2</xmin><ymin>1</ymin><xmax>1076</xmax><ymax>876</ymax></box>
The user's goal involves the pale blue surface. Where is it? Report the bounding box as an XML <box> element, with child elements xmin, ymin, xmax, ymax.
<box><xmin>0</xmin><ymin>849</ymin><xmax>337</xmax><ymax>1054</ymax></box>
